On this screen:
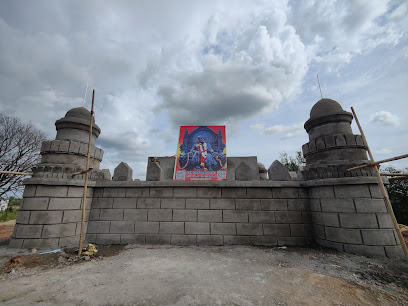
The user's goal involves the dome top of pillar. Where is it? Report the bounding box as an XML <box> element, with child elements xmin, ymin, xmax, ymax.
<box><xmin>55</xmin><ymin>106</ymin><xmax>101</xmax><ymax>139</ymax></box>
<box><xmin>64</xmin><ymin>107</ymin><xmax>95</xmax><ymax>123</ymax></box>
<box><xmin>310</xmin><ymin>98</ymin><xmax>344</xmax><ymax>118</ymax></box>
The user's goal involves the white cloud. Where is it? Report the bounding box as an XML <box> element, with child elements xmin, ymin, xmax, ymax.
<box><xmin>251</xmin><ymin>123</ymin><xmax>304</xmax><ymax>139</ymax></box>
<box><xmin>375</xmin><ymin>148</ymin><xmax>392</xmax><ymax>155</ymax></box>
<box><xmin>369</xmin><ymin>111</ymin><xmax>400</xmax><ymax>126</ymax></box>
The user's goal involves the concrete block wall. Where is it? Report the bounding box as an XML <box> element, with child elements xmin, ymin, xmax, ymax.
<box><xmin>9</xmin><ymin>182</ymin><xmax>93</xmax><ymax>249</ymax></box>
<box><xmin>86</xmin><ymin>185</ymin><xmax>313</xmax><ymax>246</ymax></box>
<box><xmin>309</xmin><ymin>181</ymin><xmax>402</xmax><ymax>257</ymax></box>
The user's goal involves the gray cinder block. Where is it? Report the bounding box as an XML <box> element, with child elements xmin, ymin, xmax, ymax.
<box><xmin>121</xmin><ymin>234</ymin><xmax>145</xmax><ymax>244</ymax></box>
<box><xmin>91</xmin><ymin>198</ymin><xmax>113</xmax><ymax>209</ymax></box>
<box><xmin>268</xmin><ymin>160</ymin><xmax>291</xmax><ymax>181</ymax></box>
<box><xmin>146</xmin><ymin>234</ymin><xmax>171</xmax><ymax>245</ymax></box>
<box><xmin>185</xmin><ymin>222</ymin><xmax>210</xmax><ymax>234</ymax></box>
<box><xmin>210</xmin><ymin>199</ymin><xmax>235</xmax><ymax>210</ymax></box>
<box><xmin>249</xmin><ymin>236</ymin><xmax>277</xmax><ymax>246</ymax></box>
<box><xmin>113</xmin><ymin>162</ymin><xmax>133</xmax><ymax>181</ymax></box>
<box><xmin>211</xmin><ymin>223</ymin><xmax>236</xmax><ymax>235</ymax></box>
<box><xmin>198</xmin><ymin>210</ymin><xmax>222</xmax><ymax>222</ymax></box>
<box><xmin>273</xmin><ymin>188</ymin><xmax>298</xmax><ymax>199</ymax></box>
<box><xmin>246</xmin><ymin>188</ymin><xmax>272</xmax><ymax>198</ymax></box>
<box><xmin>235</xmin><ymin>199</ymin><xmax>261</xmax><ymax>210</ymax></box>
<box><xmin>355</xmin><ymin>199</ymin><xmax>387</xmax><ymax>213</ymax></box>
<box><xmin>137</xmin><ymin>198</ymin><xmax>160</xmax><ymax>209</ymax></box>
<box><xmin>197</xmin><ymin>235</ymin><xmax>223</xmax><ymax>246</ymax></box>
<box><xmin>236</xmin><ymin>223</ymin><xmax>263</xmax><ymax>235</ymax></box>
<box><xmin>325</xmin><ymin>227</ymin><xmax>362</xmax><ymax>244</ymax></box>
<box><xmin>173</xmin><ymin>188</ymin><xmax>197</xmax><ymax>198</ymax></box>
<box><xmin>48</xmin><ymin>198</ymin><xmax>81</xmax><ymax>210</ymax></box>
<box><xmin>275</xmin><ymin>211</ymin><xmax>302</xmax><ymax>224</ymax></box>
<box><xmin>29</xmin><ymin>211</ymin><xmax>63</xmax><ymax>224</ymax></box>
<box><xmin>100</xmin><ymin>209</ymin><xmax>123</xmax><ymax>221</ymax></box>
<box><xmin>223</xmin><ymin>210</ymin><xmax>248</xmax><ymax>223</ymax></box>
<box><xmin>20</xmin><ymin>198</ymin><xmax>49</xmax><ymax>211</ymax></box>
<box><xmin>96</xmin><ymin>234</ymin><xmax>121</xmax><ymax>245</ymax></box>
<box><xmin>134</xmin><ymin>221</ymin><xmax>159</xmax><ymax>234</ymax></box>
<box><xmin>110</xmin><ymin>221</ymin><xmax>134</xmax><ymax>233</ymax></box>
<box><xmin>224</xmin><ymin>236</ymin><xmax>250</xmax><ymax>245</ymax></box>
<box><xmin>159</xmin><ymin>222</ymin><xmax>184</xmax><ymax>234</ymax></box>
<box><xmin>197</xmin><ymin>187</ymin><xmax>221</xmax><ymax>198</ymax></box>
<box><xmin>126</xmin><ymin>187</ymin><xmax>149</xmax><ymax>197</ymax></box>
<box><xmin>161</xmin><ymin>198</ymin><xmax>185</xmax><ymax>209</ymax></box>
<box><xmin>103</xmin><ymin>188</ymin><xmax>126</xmax><ymax>198</ymax></box>
<box><xmin>248</xmin><ymin>211</ymin><xmax>275</xmax><ymax>224</ymax></box>
<box><xmin>146</xmin><ymin>162</ymin><xmax>163</xmax><ymax>181</ymax></box>
<box><xmin>261</xmin><ymin>199</ymin><xmax>287</xmax><ymax>211</ymax></box>
<box><xmin>87</xmin><ymin>221</ymin><xmax>110</xmax><ymax>234</ymax></box>
<box><xmin>150</xmin><ymin>188</ymin><xmax>173</xmax><ymax>198</ymax></box>
<box><xmin>173</xmin><ymin>210</ymin><xmax>197</xmax><ymax>222</ymax></box>
<box><xmin>235</xmin><ymin>162</ymin><xmax>253</xmax><ymax>181</ymax></box>
<box><xmin>221</xmin><ymin>187</ymin><xmax>246</xmax><ymax>198</ymax></box>
<box><xmin>339</xmin><ymin>213</ymin><xmax>378</xmax><ymax>228</ymax></box>
<box><xmin>334</xmin><ymin>185</ymin><xmax>370</xmax><ymax>198</ymax></box>
<box><xmin>263</xmin><ymin>224</ymin><xmax>290</xmax><ymax>236</ymax></box>
<box><xmin>361</xmin><ymin>229</ymin><xmax>397</xmax><ymax>246</ymax></box>
<box><xmin>15</xmin><ymin>224</ymin><xmax>43</xmax><ymax>238</ymax></box>
<box><xmin>123</xmin><ymin>209</ymin><xmax>148</xmax><ymax>221</ymax></box>
<box><xmin>148</xmin><ymin>209</ymin><xmax>172</xmax><ymax>221</ymax></box>
<box><xmin>186</xmin><ymin>199</ymin><xmax>209</xmax><ymax>209</ymax></box>
<box><xmin>42</xmin><ymin>223</ymin><xmax>76</xmax><ymax>238</ymax></box>
<box><xmin>171</xmin><ymin>235</ymin><xmax>197</xmax><ymax>245</ymax></box>
<box><xmin>321</xmin><ymin>198</ymin><xmax>355</xmax><ymax>213</ymax></box>
<box><xmin>113</xmin><ymin>198</ymin><xmax>137</xmax><ymax>209</ymax></box>
<box><xmin>36</xmin><ymin>186</ymin><xmax>68</xmax><ymax>197</ymax></box>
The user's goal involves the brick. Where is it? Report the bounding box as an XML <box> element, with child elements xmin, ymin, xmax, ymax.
<box><xmin>224</xmin><ymin>236</ymin><xmax>250</xmax><ymax>245</ymax></box>
<box><xmin>334</xmin><ymin>185</ymin><xmax>370</xmax><ymax>198</ymax></box>
<box><xmin>110</xmin><ymin>221</ymin><xmax>134</xmax><ymax>233</ymax></box>
<box><xmin>148</xmin><ymin>209</ymin><xmax>172</xmax><ymax>221</ymax></box>
<box><xmin>150</xmin><ymin>188</ymin><xmax>173</xmax><ymax>198</ymax></box>
<box><xmin>100</xmin><ymin>209</ymin><xmax>123</xmax><ymax>221</ymax></box>
<box><xmin>23</xmin><ymin>238</ymin><xmax>60</xmax><ymax>249</ymax></box>
<box><xmin>85</xmin><ymin>234</ymin><xmax>96</xmax><ymax>243</ymax></box>
<box><xmin>313</xmin><ymin>225</ymin><xmax>325</xmax><ymax>239</ymax></box>
<box><xmin>249</xmin><ymin>236</ymin><xmax>277</xmax><ymax>246</ymax></box>
<box><xmin>146</xmin><ymin>234</ymin><xmax>171</xmax><ymax>245</ymax></box>
<box><xmin>103</xmin><ymin>188</ymin><xmax>126</xmax><ymax>198</ymax></box>
<box><xmin>87</xmin><ymin>221</ymin><xmax>110</xmax><ymax>233</ymax></box>
<box><xmin>159</xmin><ymin>222</ymin><xmax>184</xmax><ymax>234</ymax></box>
<box><xmin>361</xmin><ymin>229</ymin><xmax>396</xmax><ymax>245</ymax></box>
<box><xmin>263</xmin><ymin>224</ymin><xmax>290</xmax><ymax>236</ymax></box>
<box><xmin>185</xmin><ymin>222</ymin><xmax>210</xmax><ymax>234</ymax></box>
<box><xmin>312</xmin><ymin>212</ymin><xmax>339</xmax><ymax>227</ymax></box>
<box><xmin>355</xmin><ymin>199</ymin><xmax>387</xmax><ymax>213</ymax></box>
<box><xmin>273</xmin><ymin>188</ymin><xmax>298</xmax><ymax>199</ymax></box>
<box><xmin>236</xmin><ymin>199</ymin><xmax>261</xmax><ymax>210</ymax></box>
<box><xmin>63</xmin><ymin>210</ymin><xmax>89</xmax><ymax>223</ymax></box>
<box><xmin>302</xmin><ymin>211</ymin><xmax>312</xmax><ymax>224</ymax></box>
<box><xmin>126</xmin><ymin>187</ymin><xmax>149</xmax><ymax>197</ymax></box>
<box><xmin>161</xmin><ymin>198</ymin><xmax>185</xmax><ymax>209</ymax></box>
<box><xmin>339</xmin><ymin>213</ymin><xmax>378</xmax><ymax>228</ymax></box>
<box><xmin>210</xmin><ymin>199</ymin><xmax>235</xmax><ymax>210</ymax></box>
<box><xmin>124</xmin><ymin>209</ymin><xmax>148</xmax><ymax>221</ymax></box>
<box><xmin>173</xmin><ymin>210</ymin><xmax>197</xmax><ymax>222</ymax></box>
<box><xmin>376</xmin><ymin>213</ymin><xmax>393</xmax><ymax>228</ymax></box>
<box><xmin>290</xmin><ymin>224</ymin><xmax>313</xmax><ymax>237</ymax></box>
<box><xmin>113</xmin><ymin>198</ymin><xmax>137</xmax><ymax>209</ymax></box>
<box><xmin>29</xmin><ymin>211</ymin><xmax>63</xmax><ymax>224</ymax></box>
<box><xmin>42</xmin><ymin>223</ymin><xmax>76</xmax><ymax>238</ymax></box>
<box><xmin>261</xmin><ymin>199</ymin><xmax>287</xmax><ymax>211</ymax></box>
<box><xmin>246</xmin><ymin>188</ymin><xmax>272</xmax><ymax>198</ymax></box>
<box><xmin>310</xmin><ymin>199</ymin><xmax>321</xmax><ymax>212</ymax></box>
<box><xmin>288</xmin><ymin>199</ymin><xmax>309</xmax><ymax>211</ymax></box>
<box><xmin>309</xmin><ymin>186</ymin><xmax>334</xmax><ymax>199</ymax></box>
<box><xmin>20</xmin><ymin>198</ymin><xmax>49</xmax><ymax>211</ymax></box>
<box><xmin>173</xmin><ymin>187</ymin><xmax>197</xmax><ymax>198</ymax></box>
<box><xmin>197</xmin><ymin>187</ymin><xmax>221</xmax><ymax>198</ymax></box>
<box><xmin>23</xmin><ymin>185</ymin><xmax>36</xmax><ymax>197</ymax></box>
<box><xmin>14</xmin><ymin>224</ymin><xmax>43</xmax><ymax>238</ymax></box>
<box><xmin>186</xmin><ymin>199</ymin><xmax>209</xmax><ymax>209</ymax></box>
<box><xmin>275</xmin><ymin>212</ymin><xmax>302</xmax><ymax>223</ymax></box>
<box><xmin>211</xmin><ymin>223</ymin><xmax>236</xmax><ymax>235</ymax></box>
<box><xmin>59</xmin><ymin>236</ymin><xmax>80</xmax><ymax>247</ymax></box>
<box><xmin>198</xmin><ymin>210</ymin><xmax>222</xmax><ymax>222</ymax></box>
<box><xmin>315</xmin><ymin>238</ymin><xmax>344</xmax><ymax>252</ymax></box>
<box><xmin>384</xmin><ymin>246</ymin><xmax>404</xmax><ymax>258</ymax></box>
<box><xmin>91</xmin><ymin>198</ymin><xmax>113</xmax><ymax>209</ymax></box>
<box><xmin>248</xmin><ymin>211</ymin><xmax>275</xmax><ymax>223</ymax></box>
<box><xmin>138</xmin><ymin>198</ymin><xmax>160</xmax><ymax>209</ymax></box>
<box><xmin>135</xmin><ymin>221</ymin><xmax>159</xmax><ymax>233</ymax></box>
<box><xmin>278</xmin><ymin>237</ymin><xmax>305</xmax><ymax>246</ymax></box>
<box><xmin>36</xmin><ymin>186</ymin><xmax>68</xmax><ymax>197</ymax></box>
<box><xmin>222</xmin><ymin>187</ymin><xmax>246</xmax><ymax>198</ymax></box>
<box><xmin>48</xmin><ymin>198</ymin><xmax>81</xmax><ymax>210</ymax></box>
<box><xmin>67</xmin><ymin>186</ymin><xmax>93</xmax><ymax>198</ymax></box>
<box><xmin>344</xmin><ymin>244</ymin><xmax>386</xmax><ymax>257</ymax></box>
<box><xmin>298</xmin><ymin>188</ymin><xmax>309</xmax><ymax>198</ymax></box>
<box><xmin>75</xmin><ymin>222</ymin><xmax>87</xmax><ymax>235</ymax></box>
<box><xmin>325</xmin><ymin>227</ymin><xmax>362</xmax><ymax>244</ymax></box>
<box><xmin>16</xmin><ymin>211</ymin><xmax>30</xmax><ymax>224</ymax></box>
<box><xmin>89</xmin><ymin>209</ymin><xmax>100</xmax><ymax>220</ymax></box>
<box><xmin>369</xmin><ymin>184</ymin><xmax>383</xmax><ymax>198</ymax></box>
<box><xmin>93</xmin><ymin>188</ymin><xmax>103</xmax><ymax>197</ymax></box>
<box><xmin>171</xmin><ymin>235</ymin><xmax>196</xmax><ymax>245</ymax></box>
<box><xmin>8</xmin><ymin>239</ymin><xmax>24</xmax><ymax>248</ymax></box>
<box><xmin>121</xmin><ymin>234</ymin><xmax>145</xmax><ymax>244</ymax></box>
<box><xmin>197</xmin><ymin>235</ymin><xmax>223</xmax><ymax>246</ymax></box>
<box><xmin>236</xmin><ymin>223</ymin><xmax>263</xmax><ymax>235</ymax></box>
<box><xmin>223</xmin><ymin>210</ymin><xmax>248</xmax><ymax>222</ymax></box>
<box><xmin>321</xmin><ymin>198</ymin><xmax>355</xmax><ymax>213</ymax></box>
<box><xmin>96</xmin><ymin>234</ymin><xmax>121</xmax><ymax>245</ymax></box>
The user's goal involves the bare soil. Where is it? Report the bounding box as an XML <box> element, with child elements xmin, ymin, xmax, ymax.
<box><xmin>0</xmin><ymin>244</ymin><xmax>407</xmax><ymax>305</ymax></box>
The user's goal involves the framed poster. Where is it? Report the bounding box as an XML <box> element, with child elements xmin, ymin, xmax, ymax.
<box><xmin>174</xmin><ymin>126</ymin><xmax>227</xmax><ymax>180</ymax></box>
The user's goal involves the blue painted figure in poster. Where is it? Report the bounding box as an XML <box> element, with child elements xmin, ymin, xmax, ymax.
<box><xmin>178</xmin><ymin>126</ymin><xmax>226</xmax><ymax>171</ymax></box>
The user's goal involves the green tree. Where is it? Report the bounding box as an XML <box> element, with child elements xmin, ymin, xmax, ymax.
<box><xmin>279</xmin><ymin>151</ymin><xmax>306</xmax><ymax>172</ymax></box>
<box><xmin>382</xmin><ymin>166</ymin><xmax>408</xmax><ymax>225</ymax></box>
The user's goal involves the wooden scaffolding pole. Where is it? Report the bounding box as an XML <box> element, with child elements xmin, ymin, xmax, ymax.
<box><xmin>0</xmin><ymin>171</ymin><xmax>32</xmax><ymax>176</ymax></box>
<box><xmin>78</xmin><ymin>89</ymin><xmax>95</xmax><ymax>256</ymax></box>
<box><xmin>351</xmin><ymin>107</ymin><xmax>408</xmax><ymax>260</ymax></box>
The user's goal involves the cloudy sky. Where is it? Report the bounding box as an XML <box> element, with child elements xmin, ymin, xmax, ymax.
<box><xmin>0</xmin><ymin>0</ymin><xmax>407</xmax><ymax>179</ymax></box>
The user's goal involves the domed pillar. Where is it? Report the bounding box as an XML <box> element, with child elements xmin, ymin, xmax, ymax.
<box><xmin>303</xmin><ymin>99</ymin><xmax>402</xmax><ymax>258</ymax></box>
<box><xmin>10</xmin><ymin>107</ymin><xmax>107</xmax><ymax>249</ymax></box>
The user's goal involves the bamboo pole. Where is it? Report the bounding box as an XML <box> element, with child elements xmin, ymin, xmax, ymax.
<box><xmin>389</xmin><ymin>176</ymin><xmax>408</xmax><ymax>181</ymax></box>
<box><xmin>0</xmin><ymin>171</ymin><xmax>32</xmax><ymax>176</ymax></box>
<box><xmin>78</xmin><ymin>90</ymin><xmax>95</xmax><ymax>256</ymax></box>
<box><xmin>351</xmin><ymin>107</ymin><xmax>408</xmax><ymax>260</ymax></box>
<box><xmin>347</xmin><ymin>154</ymin><xmax>408</xmax><ymax>171</ymax></box>
<box><xmin>380</xmin><ymin>173</ymin><xmax>408</xmax><ymax>177</ymax></box>
<box><xmin>72</xmin><ymin>167</ymin><xmax>94</xmax><ymax>176</ymax></box>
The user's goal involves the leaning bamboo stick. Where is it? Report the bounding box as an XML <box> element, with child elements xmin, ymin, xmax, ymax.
<box><xmin>78</xmin><ymin>90</ymin><xmax>95</xmax><ymax>256</ymax></box>
<box><xmin>347</xmin><ymin>154</ymin><xmax>408</xmax><ymax>171</ymax></box>
<box><xmin>351</xmin><ymin>107</ymin><xmax>408</xmax><ymax>260</ymax></box>
<box><xmin>72</xmin><ymin>167</ymin><xmax>94</xmax><ymax>176</ymax></box>
<box><xmin>380</xmin><ymin>173</ymin><xmax>408</xmax><ymax>177</ymax></box>
<box><xmin>0</xmin><ymin>171</ymin><xmax>32</xmax><ymax>176</ymax></box>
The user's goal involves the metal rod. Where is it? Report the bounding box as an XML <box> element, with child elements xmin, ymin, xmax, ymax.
<box><xmin>78</xmin><ymin>89</ymin><xmax>95</xmax><ymax>256</ymax></box>
<box><xmin>347</xmin><ymin>153</ymin><xmax>408</xmax><ymax>171</ymax></box>
<box><xmin>317</xmin><ymin>74</ymin><xmax>323</xmax><ymax>99</ymax></box>
<box><xmin>0</xmin><ymin>171</ymin><xmax>32</xmax><ymax>176</ymax></box>
<box><xmin>351</xmin><ymin>107</ymin><xmax>408</xmax><ymax>260</ymax></box>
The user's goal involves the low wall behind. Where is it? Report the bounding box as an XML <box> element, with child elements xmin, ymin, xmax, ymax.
<box><xmin>86</xmin><ymin>183</ymin><xmax>313</xmax><ymax>246</ymax></box>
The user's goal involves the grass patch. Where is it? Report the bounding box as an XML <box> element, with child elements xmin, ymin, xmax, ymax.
<box><xmin>0</xmin><ymin>206</ymin><xmax>19</xmax><ymax>222</ymax></box>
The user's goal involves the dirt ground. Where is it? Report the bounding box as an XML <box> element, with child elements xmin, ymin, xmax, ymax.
<box><xmin>0</xmin><ymin>220</ymin><xmax>15</xmax><ymax>241</ymax></box>
<box><xmin>0</xmin><ymin>244</ymin><xmax>407</xmax><ymax>306</ymax></box>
